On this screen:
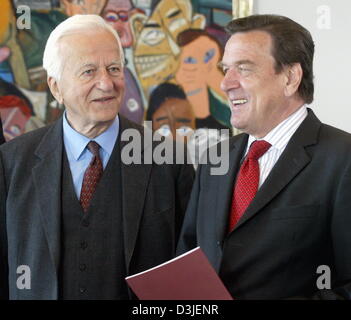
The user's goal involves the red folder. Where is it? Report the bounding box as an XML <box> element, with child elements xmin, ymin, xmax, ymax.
<box><xmin>125</xmin><ymin>247</ymin><xmax>233</xmax><ymax>300</ymax></box>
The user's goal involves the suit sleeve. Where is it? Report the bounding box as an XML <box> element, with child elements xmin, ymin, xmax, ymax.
<box><xmin>176</xmin><ymin>163</ymin><xmax>203</xmax><ymax>256</ymax></box>
<box><xmin>0</xmin><ymin>149</ymin><xmax>9</xmax><ymax>299</ymax></box>
<box><xmin>0</xmin><ymin>119</ymin><xmax>5</xmax><ymax>145</ymax></box>
<box><xmin>174</xmin><ymin>160</ymin><xmax>195</xmax><ymax>244</ymax></box>
<box><xmin>328</xmin><ymin>164</ymin><xmax>351</xmax><ymax>299</ymax></box>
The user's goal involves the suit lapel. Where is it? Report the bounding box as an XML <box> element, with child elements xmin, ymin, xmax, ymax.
<box><xmin>215</xmin><ymin>134</ymin><xmax>248</xmax><ymax>242</ymax></box>
<box><xmin>32</xmin><ymin>119</ymin><xmax>63</xmax><ymax>274</ymax></box>
<box><xmin>233</xmin><ymin>109</ymin><xmax>321</xmax><ymax>231</ymax></box>
<box><xmin>119</xmin><ymin>116</ymin><xmax>152</xmax><ymax>272</ymax></box>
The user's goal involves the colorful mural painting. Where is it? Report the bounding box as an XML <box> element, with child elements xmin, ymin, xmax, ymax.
<box><xmin>0</xmin><ymin>0</ymin><xmax>253</xmax><ymax>142</ymax></box>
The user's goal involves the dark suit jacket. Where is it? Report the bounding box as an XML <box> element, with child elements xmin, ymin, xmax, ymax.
<box><xmin>0</xmin><ymin>115</ymin><xmax>194</xmax><ymax>299</ymax></box>
<box><xmin>0</xmin><ymin>119</ymin><xmax>4</xmax><ymax>145</ymax></box>
<box><xmin>177</xmin><ymin>109</ymin><xmax>351</xmax><ymax>299</ymax></box>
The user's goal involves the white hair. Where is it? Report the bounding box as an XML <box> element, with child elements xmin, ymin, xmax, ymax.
<box><xmin>43</xmin><ymin>14</ymin><xmax>125</xmax><ymax>81</ymax></box>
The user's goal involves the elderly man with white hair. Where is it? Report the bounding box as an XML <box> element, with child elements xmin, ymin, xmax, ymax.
<box><xmin>0</xmin><ymin>14</ymin><xmax>194</xmax><ymax>300</ymax></box>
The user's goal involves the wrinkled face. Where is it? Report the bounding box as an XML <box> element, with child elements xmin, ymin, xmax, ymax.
<box><xmin>175</xmin><ymin>35</ymin><xmax>221</xmax><ymax>89</ymax></box>
<box><xmin>50</xmin><ymin>30</ymin><xmax>125</xmax><ymax>130</ymax></box>
<box><xmin>152</xmin><ymin>97</ymin><xmax>195</xmax><ymax>141</ymax></box>
<box><xmin>133</xmin><ymin>0</ymin><xmax>196</xmax><ymax>98</ymax></box>
<box><xmin>102</xmin><ymin>0</ymin><xmax>134</xmax><ymax>48</ymax></box>
<box><xmin>220</xmin><ymin>31</ymin><xmax>287</xmax><ymax>138</ymax></box>
<box><xmin>61</xmin><ymin>0</ymin><xmax>107</xmax><ymax>16</ymax></box>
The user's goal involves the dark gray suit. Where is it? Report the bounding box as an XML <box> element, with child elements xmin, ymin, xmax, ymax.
<box><xmin>0</xmin><ymin>115</ymin><xmax>194</xmax><ymax>299</ymax></box>
<box><xmin>0</xmin><ymin>119</ymin><xmax>4</xmax><ymax>145</ymax></box>
<box><xmin>177</xmin><ymin>109</ymin><xmax>351</xmax><ymax>299</ymax></box>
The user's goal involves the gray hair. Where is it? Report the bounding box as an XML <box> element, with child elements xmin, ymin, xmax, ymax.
<box><xmin>43</xmin><ymin>14</ymin><xmax>125</xmax><ymax>81</ymax></box>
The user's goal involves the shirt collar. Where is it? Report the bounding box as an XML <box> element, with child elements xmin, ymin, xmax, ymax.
<box><xmin>247</xmin><ymin>105</ymin><xmax>308</xmax><ymax>151</ymax></box>
<box><xmin>63</xmin><ymin>112</ymin><xmax>119</xmax><ymax>160</ymax></box>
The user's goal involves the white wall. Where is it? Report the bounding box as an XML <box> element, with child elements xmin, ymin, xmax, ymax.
<box><xmin>254</xmin><ymin>0</ymin><xmax>351</xmax><ymax>133</ymax></box>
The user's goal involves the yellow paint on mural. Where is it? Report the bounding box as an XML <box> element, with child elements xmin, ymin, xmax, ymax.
<box><xmin>0</xmin><ymin>0</ymin><xmax>13</xmax><ymax>44</ymax></box>
<box><xmin>130</xmin><ymin>0</ymin><xmax>206</xmax><ymax>99</ymax></box>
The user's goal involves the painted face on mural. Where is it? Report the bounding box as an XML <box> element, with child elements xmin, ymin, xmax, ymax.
<box><xmin>175</xmin><ymin>35</ymin><xmax>221</xmax><ymax>93</ymax></box>
<box><xmin>102</xmin><ymin>0</ymin><xmax>134</xmax><ymax>48</ymax></box>
<box><xmin>152</xmin><ymin>97</ymin><xmax>195</xmax><ymax>141</ymax></box>
<box><xmin>60</xmin><ymin>0</ymin><xmax>107</xmax><ymax>16</ymax></box>
<box><xmin>48</xmin><ymin>30</ymin><xmax>125</xmax><ymax>135</ymax></box>
<box><xmin>132</xmin><ymin>0</ymin><xmax>205</xmax><ymax>98</ymax></box>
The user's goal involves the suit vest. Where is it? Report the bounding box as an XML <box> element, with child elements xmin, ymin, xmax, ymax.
<box><xmin>58</xmin><ymin>140</ymin><xmax>129</xmax><ymax>299</ymax></box>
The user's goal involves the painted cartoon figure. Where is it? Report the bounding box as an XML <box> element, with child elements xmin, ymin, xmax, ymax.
<box><xmin>102</xmin><ymin>0</ymin><xmax>140</xmax><ymax>48</ymax></box>
<box><xmin>175</xmin><ymin>28</ymin><xmax>231</xmax><ymax>129</ymax></box>
<box><xmin>60</xmin><ymin>0</ymin><xmax>107</xmax><ymax>16</ymax></box>
<box><xmin>146</xmin><ymin>82</ymin><xmax>229</xmax><ymax>167</ymax></box>
<box><xmin>146</xmin><ymin>82</ymin><xmax>195</xmax><ymax>141</ymax></box>
<box><xmin>130</xmin><ymin>0</ymin><xmax>206</xmax><ymax>99</ymax></box>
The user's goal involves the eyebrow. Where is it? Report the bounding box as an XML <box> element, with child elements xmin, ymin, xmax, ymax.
<box><xmin>77</xmin><ymin>61</ymin><xmax>122</xmax><ymax>71</ymax></box>
<box><xmin>79</xmin><ymin>63</ymin><xmax>96</xmax><ymax>69</ymax></box>
<box><xmin>155</xmin><ymin>116</ymin><xmax>169</xmax><ymax>122</ymax></box>
<box><xmin>145</xmin><ymin>23</ymin><xmax>161</xmax><ymax>28</ymax></box>
<box><xmin>108</xmin><ymin>61</ymin><xmax>123</xmax><ymax>67</ymax></box>
<box><xmin>218</xmin><ymin>60</ymin><xmax>255</xmax><ymax>69</ymax></box>
<box><xmin>167</xmin><ymin>9</ymin><xmax>181</xmax><ymax>18</ymax></box>
<box><xmin>175</xmin><ymin>118</ymin><xmax>191</xmax><ymax>123</ymax></box>
<box><xmin>76</xmin><ymin>63</ymin><xmax>96</xmax><ymax>74</ymax></box>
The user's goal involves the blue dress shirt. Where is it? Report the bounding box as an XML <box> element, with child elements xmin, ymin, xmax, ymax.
<box><xmin>63</xmin><ymin>113</ymin><xmax>119</xmax><ymax>199</ymax></box>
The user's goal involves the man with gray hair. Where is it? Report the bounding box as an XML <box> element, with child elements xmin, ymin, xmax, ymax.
<box><xmin>0</xmin><ymin>14</ymin><xmax>194</xmax><ymax>300</ymax></box>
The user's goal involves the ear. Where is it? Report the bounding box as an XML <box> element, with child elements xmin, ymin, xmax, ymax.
<box><xmin>47</xmin><ymin>76</ymin><xmax>63</xmax><ymax>104</ymax></box>
<box><xmin>284</xmin><ymin>63</ymin><xmax>303</xmax><ymax>97</ymax></box>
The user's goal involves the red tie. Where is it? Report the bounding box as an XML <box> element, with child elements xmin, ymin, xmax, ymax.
<box><xmin>228</xmin><ymin>140</ymin><xmax>271</xmax><ymax>232</ymax></box>
<box><xmin>80</xmin><ymin>141</ymin><xmax>103</xmax><ymax>213</ymax></box>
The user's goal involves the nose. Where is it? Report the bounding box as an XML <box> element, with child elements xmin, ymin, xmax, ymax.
<box><xmin>220</xmin><ymin>68</ymin><xmax>241</xmax><ymax>93</ymax></box>
<box><xmin>96</xmin><ymin>70</ymin><xmax>114</xmax><ymax>92</ymax></box>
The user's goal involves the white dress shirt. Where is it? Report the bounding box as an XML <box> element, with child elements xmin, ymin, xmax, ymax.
<box><xmin>63</xmin><ymin>113</ymin><xmax>119</xmax><ymax>199</ymax></box>
<box><xmin>244</xmin><ymin>105</ymin><xmax>308</xmax><ymax>188</ymax></box>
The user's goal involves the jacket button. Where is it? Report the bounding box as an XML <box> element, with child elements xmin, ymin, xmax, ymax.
<box><xmin>80</xmin><ymin>241</ymin><xmax>88</xmax><ymax>250</ymax></box>
<box><xmin>79</xmin><ymin>264</ymin><xmax>86</xmax><ymax>271</ymax></box>
<box><xmin>79</xmin><ymin>286</ymin><xmax>86</xmax><ymax>293</ymax></box>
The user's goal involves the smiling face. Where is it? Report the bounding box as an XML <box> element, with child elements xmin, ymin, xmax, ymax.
<box><xmin>220</xmin><ymin>31</ymin><xmax>292</xmax><ymax>138</ymax></box>
<box><xmin>133</xmin><ymin>0</ymin><xmax>204</xmax><ymax>98</ymax></box>
<box><xmin>48</xmin><ymin>30</ymin><xmax>125</xmax><ymax>135</ymax></box>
